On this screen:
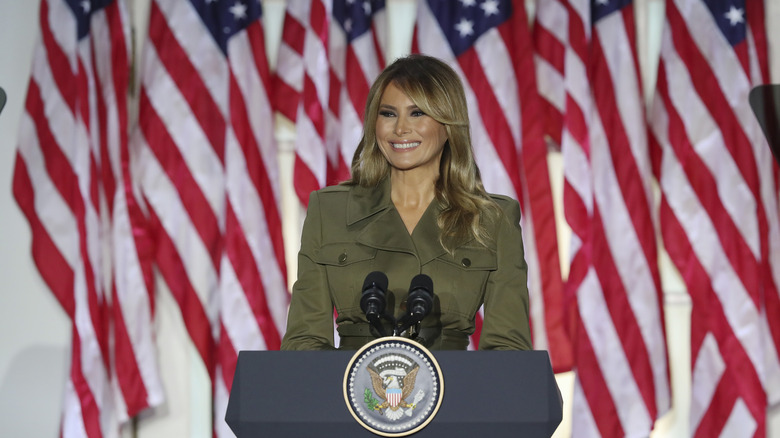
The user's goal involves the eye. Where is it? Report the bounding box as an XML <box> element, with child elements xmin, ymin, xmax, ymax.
<box><xmin>411</xmin><ymin>110</ymin><xmax>426</xmax><ymax>117</ymax></box>
<box><xmin>379</xmin><ymin>110</ymin><xmax>396</xmax><ymax>118</ymax></box>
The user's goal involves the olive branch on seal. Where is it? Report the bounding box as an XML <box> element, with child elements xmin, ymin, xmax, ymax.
<box><xmin>364</xmin><ymin>388</ymin><xmax>381</xmax><ymax>411</ymax></box>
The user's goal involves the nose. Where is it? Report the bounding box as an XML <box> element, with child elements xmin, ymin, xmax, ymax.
<box><xmin>394</xmin><ymin>115</ymin><xmax>411</xmax><ymax>135</ymax></box>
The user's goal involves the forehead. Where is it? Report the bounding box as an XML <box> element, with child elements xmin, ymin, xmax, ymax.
<box><xmin>379</xmin><ymin>82</ymin><xmax>416</xmax><ymax>106</ymax></box>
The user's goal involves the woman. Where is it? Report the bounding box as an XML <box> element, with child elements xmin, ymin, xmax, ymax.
<box><xmin>281</xmin><ymin>54</ymin><xmax>531</xmax><ymax>351</ymax></box>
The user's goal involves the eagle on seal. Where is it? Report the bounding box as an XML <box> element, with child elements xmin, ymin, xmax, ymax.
<box><xmin>367</xmin><ymin>362</ymin><xmax>420</xmax><ymax>417</ymax></box>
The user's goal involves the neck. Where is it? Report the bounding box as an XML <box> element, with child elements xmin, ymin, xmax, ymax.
<box><xmin>389</xmin><ymin>171</ymin><xmax>436</xmax><ymax>209</ymax></box>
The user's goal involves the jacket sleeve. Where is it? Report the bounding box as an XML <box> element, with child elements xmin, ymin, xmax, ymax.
<box><xmin>280</xmin><ymin>191</ymin><xmax>337</xmax><ymax>350</ymax></box>
<box><xmin>478</xmin><ymin>198</ymin><xmax>533</xmax><ymax>350</ymax></box>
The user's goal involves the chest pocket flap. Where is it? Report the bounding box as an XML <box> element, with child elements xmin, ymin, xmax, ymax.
<box><xmin>439</xmin><ymin>246</ymin><xmax>497</xmax><ymax>271</ymax></box>
<box><xmin>311</xmin><ymin>243</ymin><xmax>377</xmax><ymax>267</ymax></box>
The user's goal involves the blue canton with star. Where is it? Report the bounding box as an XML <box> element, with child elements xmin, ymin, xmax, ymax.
<box><xmin>66</xmin><ymin>0</ymin><xmax>115</xmax><ymax>40</ymax></box>
<box><xmin>426</xmin><ymin>0</ymin><xmax>511</xmax><ymax>57</ymax></box>
<box><xmin>190</xmin><ymin>0</ymin><xmax>263</xmax><ymax>55</ymax></box>
<box><xmin>591</xmin><ymin>0</ymin><xmax>632</xmax><ymax>24</ymax></box>
<box><xmin>703</xmin><ymin>0</ymin><xmax>746</xmax><ymax>46</ymax></box>
<box><xmin>333</xmin><ymin>0</ymin><xmax>386</xmax><ymax>44</ymax></box>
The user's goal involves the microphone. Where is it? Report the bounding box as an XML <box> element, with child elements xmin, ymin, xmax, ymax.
<box><xmin>360</xmin><ymin>271</ymin><xmax>388</xmax><ymax>336</ymax></box>
<box><xmin>407</xmin><ymin>274</ymin><xmax>434</xmax><ymax>321</ymax></box>
<box><xmin>396</xmin><ymin>274</ymin><xmax>434</xmax><ymax>336</ymax></box>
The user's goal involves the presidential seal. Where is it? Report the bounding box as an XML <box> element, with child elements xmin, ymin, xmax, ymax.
<box><xmin>343</xmin><ymin>337</ymin><xmax>444</xmax><ymax>437</ymax></box>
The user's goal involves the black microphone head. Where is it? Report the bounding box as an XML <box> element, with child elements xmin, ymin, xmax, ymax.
<box><xmin>407</xmin><ymin>274</ymin><xmax>433</xmax><ymax>318</ymax></box>
<box><xmin>409</xmin><ymin>274</ymin><xmax>433</xmax><ymax>295</ymax></box>
<box><xmin>362</xmin><ymin>271</ymin><xmax>388</xmax><ymax>292</ymax></box>
<box><xmin>361</xmin><ymin>271</ymin><xmax>388</xmax><ymax>316</ymax></box>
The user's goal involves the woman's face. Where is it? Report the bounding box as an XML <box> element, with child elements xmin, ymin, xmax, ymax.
<box><xmin>375</xmin><ymin>82</ymin><xmax>448</xmax><ymax>178</ymax></box>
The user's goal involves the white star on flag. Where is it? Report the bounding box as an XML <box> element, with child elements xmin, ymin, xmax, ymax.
<box><xmin>480</xmin><ymin>0</ymin><xmax>499</xmax><ymax>16</ymax></box>
<box><xmin>724</xmin><ymin>6</ymin><xmax>745</xmax><ymax>26</ymax></box>
<box><xmin>229</xmin><ymin>1</ymin><xmax>247</xmax><ymax>20</ymax></box>
<box><xmin>455</xmin><ymin>18</ymin><xmax>474</xmax><ymax>37</ymax></box>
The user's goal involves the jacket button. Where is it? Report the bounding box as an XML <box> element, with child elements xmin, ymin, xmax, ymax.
<box><xmin>338</xmin><ymin>252</ymin><xmax>348</xmax><ymax>264</ymax></box>
<box><xmin>461</xmin><ymin>258</ymin><xmax>471</xmax><ymax>267</ymax></box>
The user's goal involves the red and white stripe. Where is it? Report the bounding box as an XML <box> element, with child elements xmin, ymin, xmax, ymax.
<box><xmin>273</xmin><ymin>0</ymin><xmax>387</xmax><ymax>205</ymax></box>
<box><xmin>561</xmin><ymin>1</ymin><xmax>670</xmax><ymax>436</ymax></box>
<box><xmin>533</xmin><ymin>0</ymin><xmax>568</xmax><ymax>146</ymax></box>
<box><xmin>133</xmin><ymin>1</ymin><xmax>288</xmax><ymax>436</ymax></box>
<box><xmin>413</xmin><ymin>0</ymin><xmax>571</xmax><ymax>371</ymax></box>
<box><xmin>13</xmin><ymin>0</ymin><xmax>162</xmax><ymax>436</ymax></box>
<box><xmin>650</xmin><ymin>1</ymin><xmax>780</xmax><ymax>435</ymax></box>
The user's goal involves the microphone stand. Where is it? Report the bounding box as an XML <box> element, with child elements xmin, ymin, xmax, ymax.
<box><xmin>394</xmin><ymin>313</ymin><xmax>424</xmax><ymax>339</ymax></box>
<box><xmin>367</xmin><ymin>312</ymin><xmax>396</xmax><ymax>338</ymax></box>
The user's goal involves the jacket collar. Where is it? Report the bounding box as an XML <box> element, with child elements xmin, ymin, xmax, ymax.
<box><xmin>346</xmin><ymin>177</ymin><xmax>394</xmax><ymax>225</ymax></box>
<box><xmin>346</xmin><ymin>178</ymin><xmax>450</xmax><ymax>264</ymax></box>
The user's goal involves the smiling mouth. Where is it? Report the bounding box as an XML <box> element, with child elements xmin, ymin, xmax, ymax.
<box><xmin>391</xmin><ymin>142</ymin><xmax>420</xmax><ymax>150</ymax></box>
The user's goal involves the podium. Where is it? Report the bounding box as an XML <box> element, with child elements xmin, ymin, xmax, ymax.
<box><xmin>226</xmin><ymin>350</ymin><xmax>562</xmax><ymax>437</ymax></box>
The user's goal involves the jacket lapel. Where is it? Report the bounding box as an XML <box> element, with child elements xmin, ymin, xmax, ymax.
<box><xmin>347</xmin><ymin>180</ymin><xmax>416</xmax><ymax>253</ymax></box>
<box><xmin>345</xmin><ymin>178</ymin><xmax>471</xmax><ymax>263</ymax></box>
<box><xmin>411</xmin><ymin>202</ymin><xmax>449</xmax><ymax>265</ymax></box>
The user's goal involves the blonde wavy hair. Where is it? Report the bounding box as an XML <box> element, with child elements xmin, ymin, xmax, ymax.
<box><xmin>345</xmin><ymin>54</ymin><xmax>501</xmax><ymax>252</ymax></box>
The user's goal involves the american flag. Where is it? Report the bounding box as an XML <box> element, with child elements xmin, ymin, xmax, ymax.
<box><xmin>650</xmin><ymin>0</ymin><xmax>780</xmax><ymax>435</ymax></box>
<box><xmin>12</xmin><ymin>0</ymin><xmax>163</xmax><ymax>436</ymax></box>
<box><xmin>274</xmin><ymin>0</ymin><xmax>387</xmax><ymax>205</ymax></box>
<box><xmin>132</xmin><ymin>0</ymin><xmax>288</xmax><ymax>435</ymax></box>
<box><xmin>413</xmin><ymin>0</ymin><xmax>572</xmax><ymax>370</ymax></box>
<box><xmin>532</xmin><ymin>0</ymin><xmax>567</xmax><ymax>146</ymax></box>
<box><xmin>559</xmin><ymin>0</ymin><xmax>671</xmax><ymax>435</ymax></box>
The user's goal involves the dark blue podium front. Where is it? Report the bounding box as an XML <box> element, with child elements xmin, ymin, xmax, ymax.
<box><xmin>225</xmin><ymin>350</ymin><xmax>562</xmax><ymax>437</ymax></box>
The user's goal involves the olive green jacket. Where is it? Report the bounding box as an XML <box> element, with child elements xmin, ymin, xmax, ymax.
<box><xmin>280</xmin><ymin>179</ymin><xmax>532</xmax><ymax>351</ymax></box>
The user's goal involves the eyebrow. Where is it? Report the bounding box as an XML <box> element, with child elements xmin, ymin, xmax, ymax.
<box><xmin>378</xmin><ymin>103</ymin><xmax>420</xmax><ymax>111</ymax></box>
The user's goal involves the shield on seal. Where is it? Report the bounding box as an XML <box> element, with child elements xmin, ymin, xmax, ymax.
<box><xmin>386</xmin><ymin>387</ymin><xmax>402</xmax><ymax>407</ymax></box>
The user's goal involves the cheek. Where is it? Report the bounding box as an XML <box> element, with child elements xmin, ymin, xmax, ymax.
<box><xmin>377</xmin><ymin>144</ymin><xmax>390</xmax><ymax>161</ymax></box>
<box><xmin>375</xmin><ymin>137</ymin><xmax>391</xmax><ymax>161</ymax></box>
<box><xmin>375</xmin><ymin>119</ymin><xmax>392</xmax><ymax>138</ymax></box>
<box><xmin>431</xmin><ymin>126</ymin><xmax>448</xmax><ymax>149</ymax></box>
